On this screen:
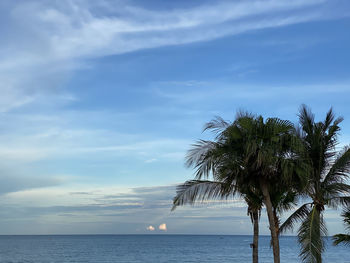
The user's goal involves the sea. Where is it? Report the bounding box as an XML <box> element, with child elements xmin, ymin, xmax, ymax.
<box><xmin>0</xmin><ymin>235</ymin><xmax>348</xmax><ymax>263</ymax></box>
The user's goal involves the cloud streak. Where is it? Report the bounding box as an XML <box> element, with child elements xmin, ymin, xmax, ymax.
<box><xmin>0</xmin><ymin>0</ymin><xmax>347</xmax><ymax>111</ymax></box>
<box><xmin>8</xmin><ymin>0</ymin><xmax>340</xmax><ymax>61</ymax></box>
<box><xmin>0</xmin><ymin>183</ymin><xmax>345</xmax><ymax>235</ymax></box>
<box><xmin>0</xmin><ymin>184</ymin><xmax>251</xmax><ymax>234</ymax></box>
<box><xmin>0</xmin><ymin>173</ymin><xmax>65</xmax><ymax>195</ymax></box>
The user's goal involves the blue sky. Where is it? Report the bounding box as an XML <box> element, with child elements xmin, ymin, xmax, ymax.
<box><xmin>0</xmin><ymin>0</ymin><xmax>350</xmax><ymax>235</ymax></box>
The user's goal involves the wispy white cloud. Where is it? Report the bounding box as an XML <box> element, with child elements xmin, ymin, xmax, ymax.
<box><xmin>0</xmin><ymin>130</ymin><xmax>189</xmax><ymax>163</ymax></box>
<box><xmin>151</xmin><ymin>81</ymin><xmax>350</xmax><ymax>105</ymax></box>
<box><xmin>0</xmin><ymin>0</ymin><xmax>346</xmax><ymax>111</ymax></box>
<box><xmin>145</xmin><ymin>158</ymin><xmax>158</xmax><ymax>164</ymax></box>
<box><xmin>0</xmin><ymin>173</ymin><xmax>66</xmax><ymax>195</ymax></box>
<box><xmin>33</xmin><ymin>0</ymin><xmax>328</xmax><ymax>59</ymax></box>
<box><xmin>21</xmin><ymin>0</ymin><xmax>345</xmax><ymax>62</ymax></box>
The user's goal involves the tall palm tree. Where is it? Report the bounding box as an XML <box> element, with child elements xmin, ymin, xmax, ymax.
<box><xmin>333</xmin><ymin>208</ymin><xmax>350</xmax><ymax>246</ymax></box>
<box><xmin>280</xmin><ymin>105</ymin><xmax>350</xmax><ymax>263</ymax></box>
<box><xmin>173</xmin><ymin>113</ymin><xmax>305</xmax><ymax>263</ymax></box>
<box><xmin>271</xmin><ymin>187</ymin><xmax>298</xmax><ymax>237</ymax></box>
<box><xmin>244</xmin><ymin>188</ymin><xmax>263</xmax><ymax>263</ymax></box>
<box><xmin>229</xmin><ymin>115</ymin><xmax>305</xmax><ymax>263</ymax></box>
<box><xmin>172</xmin><ymin>116</ymin><xmax>264</xmax><ymax>263</ymax></box>
<box><xmin>173</xmin><ymin>179</ymin><xmax>262</xmax><ymax>263</ymax></box>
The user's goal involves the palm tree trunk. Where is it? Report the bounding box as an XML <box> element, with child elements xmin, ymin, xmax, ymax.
<box><xmin>273</xmin><ymin>208</ymin><xmax>280</xmax><ymax>253</ymax></box>
<box><xmin>252</xmin><ymin>210</ymin><xmax>259</xmax><ymax>263</ymax></box>
<box><xmin>261</xmin><ymin>183</ymin><xmax>280</xmax><ymax>263</ymax></box>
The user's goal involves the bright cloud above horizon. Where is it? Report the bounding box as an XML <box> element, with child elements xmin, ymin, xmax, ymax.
<box><xmin>0</xmin><ymin>0</ymin><xmax>350</xmax><ymax>235</ymax></box>
<box><xmin>159</xmin><ymin>223</ymin><xmax>167</xmax><ymax>231</ymax></box>
<box><xmin>147</xmin><ymin>225</ymin><xmax>155</xmax><ymax>231</ymax></box>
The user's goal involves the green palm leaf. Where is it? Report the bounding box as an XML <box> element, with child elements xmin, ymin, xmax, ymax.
<box><xmin>327</xmin><ymin>196</ymin><xmax>350</xmax><ymax>208</ymax></box>
<box><xmin>323</xmin><ymin>146</ymin><xmax>350</xmax><ymax>186</ymax></box>
<box><xmin>333</xmin><ymin>208</ymin><xmax>350</xmax><ymax>246</ymax></box>
<box><xmin>298</xmin><ymin>206</ymin><xmax>327</xmax><ymax>263</ymax></box>
<box><xmin>172</xmin><ymin>180</ymin><xmax>235</xmax><ymax>210</ymax></box>
<box><xmin>279</xmin><ymin>203</ymin><xmax>311</xmax><ymax>234</ymax></box>
<box><xmin>332</xmin><ymin>234</ymin><xmax>350</xmax><ymax>246</ymax></box>
<box><xmin>203</xmin><ymin>116</ymin><xmax>230</xmax><ymax>135</ymax></box>
<box><xmin>185</xmin><ymin>140</ymin><xmax>220</xmax><ymax>179</ymax></box>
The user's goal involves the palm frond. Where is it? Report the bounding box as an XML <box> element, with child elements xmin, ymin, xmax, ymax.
<box><xmin>324</xmin><ymin>107</ymin><xmax>343</xmax><ymax>147</ymax></box>
<box><xmin>245</xmin><ymin>187</ymin><xmax>264</xmax><ymax>220</ymax></box>
<box><xmin>327</xmin><ymin>196</ymin><xmax>350</xmax><ymax>209</ymax></box>
<box><xmin>185</xmin><ymin>140</ymin><xmax>219</xmax><ymax>178</ymax></box>
<box><xmin>325</xmin><ymin>185</ymin><xmax>350</xmax><ymax>205</ymax></box>
<box><xmin>323</xmin><ymin>107</ymin><xmax>336</xmax><ymax>131</ymax></box>
<box><xmin>323</xmin><ymin>109</ymin><xmax>343</xmax><ymax>154</ymax></box>
<box><xmin>342</xmin><ymin>208</ymin><xmax>350</xmax><ymax>231</ymax></box>
<box><xmin>279</xmin><ymin>203</ymin><xmax>311</xmax><ymax>234</ymax></box>
<box><xmin>332</xmin><ymin>208</ymin><xmax>350</xmax><ymax>246</ymax></box>
<box><xmin>280</xmin><ymin>153</ymin><xmax>310</xmax><ymax>190</ymax></box>
<box><xmin>323</xmin><ymin>146</ymin><xmax>350</xmax><ymax>186</ymax></box>
<box><xmin>332</xmin><ymin>234</ymin><xmax>350</xmax><ymax>246</ymax></box>
<box><xmin>323</xmin><ymin>183</ymin><xmax>350</xmax><ymax>202</ymax></box>
<box><xmin>276</xmin><ymin>191</ymin><xmax>298</xmax><ymax>214</ymax></box>
<box><xmin>298</xmin><ymin>104</ymin><xmax>315</xmax><ymax>135</ymax></box>
<box><xmin>266</xmin><ymin>118</ymin><xmax>294</xmax><ymax>134</ymax></box>
<box><xmin>203</xmin><ymin>116</ymin><xmax>230</xmax><ymax>134</ymax></box>
<box><xmin>235</xmin><ymin>110</ymin><xmax>255</xmax><ymax>119</ymax></box>
<box><xmin>298</xmin><ymin>206</ymin><xmax>327</xmax><ymax>263</ymax></box>
<box><xmin>172</xmin><ymin>180</ymin><xmax>234</xmax><ymax>211</ymax></box>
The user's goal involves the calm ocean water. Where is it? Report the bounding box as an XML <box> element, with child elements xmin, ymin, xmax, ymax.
<box><xmin>0</xmin><ymin>235</ymin><xmax>348</xmax><ymax>263</ymax></box>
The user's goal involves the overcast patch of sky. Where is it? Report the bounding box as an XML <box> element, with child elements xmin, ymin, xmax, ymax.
<box><xmin>0</xmin><ymin>0</ymin><xmax>350</xmax><ymax>234</ymax></box>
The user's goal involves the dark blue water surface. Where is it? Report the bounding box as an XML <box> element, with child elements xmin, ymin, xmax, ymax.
<box><xmin>0</xmin><ymin>235</ymin><xmax>348</xmax><ymax>263</ymax></box>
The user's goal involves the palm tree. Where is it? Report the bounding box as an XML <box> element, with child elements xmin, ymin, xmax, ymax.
<box><xmin>173</xmin><ymin>179</ymin><xmax>262</xmax><ymax>263</ymax></box>
<box><xmin>245</xmin><ymin>188</ymin><xmax>263</xmax><ymax>263</ymax></box>
<box><xmin>280</xmin><ymin>105</ymin><xmax>350</xmax><ymax>263</ymax></box>
<box><xmin>231</xmin><ymin>115</ymin><xmax>306</xmax><ymax>263</ymax></box>
<box><xmin>271</xmin><ymin>187</ymin><xmax>298</xmax><ymax>237</ymax></box>
<box><xmin>333</xmin><ymin>208</ymin><xmax>350</xmax><ymax>246</ymax></box>
<box><xmin>173</xmin><ymin>113</ymin><xmax>305</xmax><ymax>263</ymax></box>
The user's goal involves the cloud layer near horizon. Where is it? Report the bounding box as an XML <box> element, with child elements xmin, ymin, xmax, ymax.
<box><xmin>0</xmin><ymin>184</ymin><xmax>252</xmax><ymax>235</ymax></box>
<box><xmin>0</xmin><ymin>183</ymin><xmax>344</xmax><ymax>235</ymax></box>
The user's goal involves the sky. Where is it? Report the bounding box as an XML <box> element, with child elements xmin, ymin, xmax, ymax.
<box><xmin>0</xmin><ymin>0</ymin><xmax>350</xmax><ymax>235</ymax></box>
